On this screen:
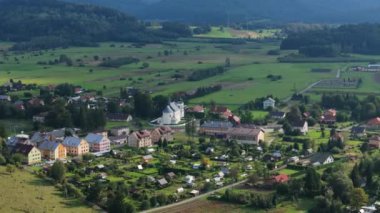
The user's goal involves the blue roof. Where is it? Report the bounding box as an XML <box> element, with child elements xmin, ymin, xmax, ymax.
<box><xmin>38</xmin><ymin>140</ymin><xmax>60</xmax><ymax>151</ymax></box>
<box><xmin>62</xmin><ymin>137</ymin><xmax>81</xmax><ymax>147</ymax></box>
<box><xmin>85</xmin><ymin>133</ymin><xmax>104</xmax><ymax>144</ymax></box>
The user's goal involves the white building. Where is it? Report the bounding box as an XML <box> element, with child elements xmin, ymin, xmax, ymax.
<box><xmin>161</xmin><ymin>101</ymin><xmax>185</xmax><ymax>125</ymax></box>
<box><xmin>263</xmin><ymin>98</ymin><xmax>276</xmax><ymax>109</ymax></box>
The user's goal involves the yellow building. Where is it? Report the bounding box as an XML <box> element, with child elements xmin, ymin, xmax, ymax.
<box><xmin>13</xmin><ymin>144</ymin><xmax>41</xmax><ymax>165</ymax></box>
<box><xmin>38</xmin><ymin>140</ymin><xmax>66</xmax><ymax>160</ymax></box>
<box><xmin>62</xmin><ymin>137</ymin><xmax>89</xmax><ymax>156</ymax></box>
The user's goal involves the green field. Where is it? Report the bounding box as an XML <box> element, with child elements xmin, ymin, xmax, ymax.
<box><xmin>194</xmin><ymin>27</ymin><xmax>280</xmax><ymax>39</ymax></box>
<box><xmin>0</xmin><ymin>166</ymin><xmax>94</xmax><ymax>213</ymax></box>
<box><xmin>2</xmin><ymin>38</ymin><xmax>380</xmax><ymax>109</ymax></box>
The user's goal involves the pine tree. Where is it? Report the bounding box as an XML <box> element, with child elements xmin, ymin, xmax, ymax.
<box><xmin>304</xmin><ymin>167</ymin><xmax>321</xmax><ymax>196</ymax></box>
<box><xmin>350</xmin><ymin>163</ymin><xmax>361</xmax><ymax>187</ymax></box>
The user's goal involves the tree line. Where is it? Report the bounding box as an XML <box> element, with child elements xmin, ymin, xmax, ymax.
<box><xmin>281</xmin><ymin>24</ymin><xmax>380</xmax><ymax>57</ymax></box>
<box><xmin>0</xmin><ymin>0</ymin><xmax>193</xmax><ymax>51</ymax></box>
<box><xmin>321</xmin><ymin>94</ymin><xmax>380</xmax><ymax>121</ymax></box>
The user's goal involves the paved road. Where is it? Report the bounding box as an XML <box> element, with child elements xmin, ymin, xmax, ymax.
<box><xmin>141</xmin><ymin>179</ymin><xmax>247</xmax><ymax>213</ymax></box>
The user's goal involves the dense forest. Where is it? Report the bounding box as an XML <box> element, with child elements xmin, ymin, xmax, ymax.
<box><xmin>66</xmin><ymin>0</ymin><xmax>380</xmax><ymax>24</ymax></box>
<box><xmin>0</xmin><ymin>0</ymin><xmax>191</xmax><ymax>50</ymax></box>
<box><xmin>281</xmin><ymin>24</ymin><xmax>380</xmax><ymax>57</ymax></box>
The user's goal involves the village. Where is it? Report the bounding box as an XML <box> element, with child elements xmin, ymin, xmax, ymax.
<box><xmin>3</xmin><ymin>80</ymin><xmax>380</xmax><ymax>212</ymax></box>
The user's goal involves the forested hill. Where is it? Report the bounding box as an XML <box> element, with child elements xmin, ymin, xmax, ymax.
<box><xmin>65</xmin><ymin>0</ymin><xmax>380</xmax><ymax>24</ymax></box>
<box><xmin>281</xmin><ymin>24</ymin><xmax>380</xmax><ymax>57</ymax></box>
<box><xmin>0</xmin><ymin>0</ymin><xmax>160</xmax><ymax>50</ymax></box>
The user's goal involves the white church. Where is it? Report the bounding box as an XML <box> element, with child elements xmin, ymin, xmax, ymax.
<box><xmin>161</xmin><ymin>101</ymin><xmax>185</xmax><ymax>125</ymax></box>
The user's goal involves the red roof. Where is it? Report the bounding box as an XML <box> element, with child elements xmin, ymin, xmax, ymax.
<box><xmin>157</xmin><ymin>126</ymin><xmax>173</xmax><ymax>134</ymax></box>
<box><xmin>135</xmin><ymin>130</ymin><xmax>151</xmax><ymax>139</ymax></box>
<box><xmin>273</xmin><ymin>174</ymin><xmax>289</xmax><ymax>183</ymax></box>
<box><xmin>211</xmin><ymin>106</ymin><xmax>231</xmax><ymax>114</ymax></box>
<box><xmin>229</xmin><ymin>115</ymin><xmax>241</xmax><ymax>125</ymax></box>
<box><xmin>368</xmin><ymin>117</ymin><xmax>380</xmax><ymax>126</ymax></box>
<box><xmin>324</xmin><ymin>109</ymin><xmax>337</xmax><ymax>117</ymax></box>
<box><xmin>188</xmin><ymin>105</ymin><xmax>204</xmax><ymax>113</ymax></box>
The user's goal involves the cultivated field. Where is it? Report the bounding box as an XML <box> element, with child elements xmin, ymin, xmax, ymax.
<box><xmin>0</xmin><ymin>40</ymin><xmax>336</xmax><ymax>107</ymax></box>
<box><xmin>0</xmin><ymin>166</ymin><xmax>94</xmax><ymax>213</ymax></box>
<box><xmin>2</xmin><ymin>38</ymin><xmax>380</xmax><ymax>109</ymax></box>
<box><xmin>194</xmin><ymin>27</ymin><xmax>280</xmax><ymax>39</ymax></box>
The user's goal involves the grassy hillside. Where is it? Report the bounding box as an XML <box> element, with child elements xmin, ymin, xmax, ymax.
<box><xmin>0</xmin><ymin>166</ymin><xmax>93</xmax><ymax>213</ymax></box>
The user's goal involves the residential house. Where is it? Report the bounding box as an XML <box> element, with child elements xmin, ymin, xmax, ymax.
<box><xmin>151</xmin><ymin>126</ymin><xmax>174</xmax><ymax>144</ymax></box>
<box><xmin>226</xmin><ymin>127</ymin><xmax>265</xmax><ymax>145</ymax></box>
<box><xmin>28</xmin><ymin>98</ymin><xmax>45</xmax><ymax>107</ymax></box>
<box><xmin>263</xmin><ymin>98</ymin><xmax>276</xmax><ymax>110</ymax></box>
<box><xmin>106</xmin><ymin>113</ymin><xmax>133</xmax><ymax>122</ymax></box>
<box><xmin>128</xmin><ymin>130</ymin><xmax>152</xmax><ymax>148</ymax></box>
<box><xmin>320</xmin><ymin>109</ymin><xmax>337</xmax><ymax>124</ymax></box>
<box><xmin>110</xmin><ymin>126</ymin><xmax>130</xmax><ymax>136</ymax></box>
<box><xmin>299</xmin><ymin>153</ymin><xmax>334</xmax><ymax>167</ymax></box>
<box><xmin>0</xmin><ymin>95</ymin><xmax>11</xmax><ymax>102</ymax></box>
<box><xmin>161</xmin><ymin>101</ymin><xmax>185</xmax><ymax>125</ymax></box>
<box><xmin>62</xmin><ymin>137</ymin><xmax>89</xmax><ymax>156</ymax></box>
<box><xmin>271</xmin><ymin>174</ymin><xmax>289</xmax><ymax>184</ymax></box>
<box><xmin>290</xmin><ymin>120</ymin><xmax>309</xmax><ymax>134</ymax></box>
<box><xmin>85</xmin><ymin>133</ymin><xmax>111</xmax><ymax>153</ymax></box>
<box><xmin>32</xmin><ymin>112</ymin><xmax>49</xmax><ymax>123</ymax></box>
<box><xmin>38</xmin><ymin>140</ymin><xmax>67</xmax><ymax>160</ymax></box>
<box><xmin>6</xmin><ymin>133</ymin><xmax>30</xmax><ymax>148</ymax></box>
<box><xmin>187</xmin><ymin>105</ymin><xmax>205</xmax><ymax>113</ymax></box>
<box><xmin>369</xmin><ymin>136</ymin><xmax>380</xmax><ymax>149</ymax></box>
<box><xmin>270</xmin><ymin>111</ymin><xmax>286</xmax><ymax>120</ymax></box>
<box><xmin>13</xmin><ymin>144</ymin><xmax>41</xmax><ymax>165</ymax></box>
<box><xmin>368</xmin><ymin>117</ymin><xmax>380</xmax><ymax>129</ymax></box>
<box><xmin>351</xmin><ymin>126</ymin><xmax>367</xmax><ymax>138</ymax></box>
<box><xmin>199</xmin><ymin>121</ymin><xmax>233</xmax><ymax>137</ymax></box>
<box><xmin>109</xmin><ymin>135</ymin><xmax>128</xmax><ymax>145</ymax></box>
<box><xmin>210</xmin><ymin>106</ymin><xmax>232</xmax><ymax>119</ymax></box>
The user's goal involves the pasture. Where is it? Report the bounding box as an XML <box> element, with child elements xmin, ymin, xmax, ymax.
<box><xmin>194</xmin><ymin>27</ymin><xmax>280</xmax><ymax>39</ymax></box>
<box><xmin>0</xmin><ymin>166</ymin><xmax>94</xmax><ymax>213</ymax></box>
<box><xmin>2</xmin><ymin>39</ymin><xmax>380</xmax><ymax>109</ymax></box>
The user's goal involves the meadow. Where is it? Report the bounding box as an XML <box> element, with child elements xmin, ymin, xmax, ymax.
<box><xmin>0</xmin><ymin>166</ymin><xmax>94</xmax><ymax>213</ymax></box>
<box><xmin>2</xmin><ymin>38</ymin><xmax>380</xmax><ymax>109</ymax></box>
<box><xmin>194</xmin><ymin>27</ymin><xmax>281</xmax><ymax>39</ymax></box>
<box><xmin>0</xmin><ymin>41</ymin><xmax>326</xmax><ymax>106</ymax></box>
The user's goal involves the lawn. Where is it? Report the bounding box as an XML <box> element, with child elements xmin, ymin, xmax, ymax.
<box><xmin>0</xmin><ymin>166</ymin><xmax>94</xmax><ymax>213</ymax></box>
<box><xmin>279</xmin><ymin>168</ymin><xmax>300</xmax><ymax>176</ymax></box>
<box><xmin>251</xmin><ymin>111</ymin><xmax>269</xmax><ymax>120</ymax></box>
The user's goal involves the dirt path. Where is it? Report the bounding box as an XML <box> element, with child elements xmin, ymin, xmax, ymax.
<box><xmin>282</xmin><ymin>80</ymin><xmax>322</xmax><ymax>103</ymax></box>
